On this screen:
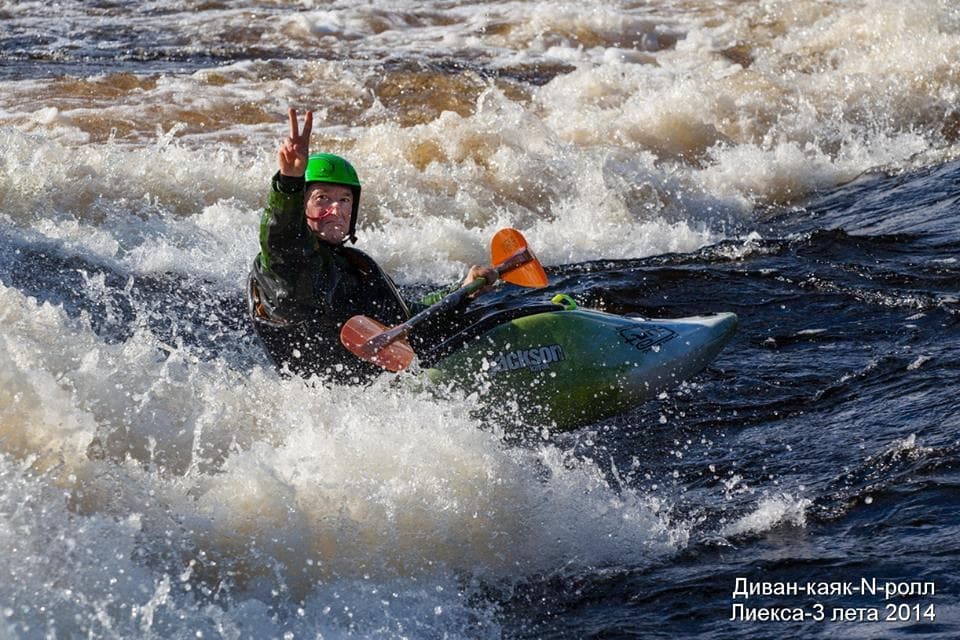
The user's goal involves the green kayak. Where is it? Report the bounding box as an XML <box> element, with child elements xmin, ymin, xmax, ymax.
<box><xmin>421</xmin><ymin>300</ymin><xmax>738</xmax><ymax>430</ymax></box>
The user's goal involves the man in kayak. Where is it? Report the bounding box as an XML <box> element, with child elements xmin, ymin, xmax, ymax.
<box><xmin>247</xmin><ymin>108</ymin><xmax>496</xmax><ymax>381</ymax></box>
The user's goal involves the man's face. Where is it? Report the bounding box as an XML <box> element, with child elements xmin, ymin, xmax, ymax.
<box><xmin>305</xmin><ymin>183</ymin><xmax>354</xmax><ymax>243</ymax></box>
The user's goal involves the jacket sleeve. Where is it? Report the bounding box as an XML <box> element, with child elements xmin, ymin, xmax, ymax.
<box><xmin>258</xmin><ymin>172</ymin><xmax>307</xmax><ymax>276</ymax></box>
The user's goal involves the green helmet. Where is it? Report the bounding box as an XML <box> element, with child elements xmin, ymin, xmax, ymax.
<box><xmin>304</xmin><ymin>153</ymin><xmax>362</xmax><ymax>243</ymax></box>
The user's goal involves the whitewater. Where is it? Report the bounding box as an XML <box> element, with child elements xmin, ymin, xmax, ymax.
<box><xmin>1</xmin><ymin>0</ymin><xmax>958</xmax><ymax>638</ymax></box>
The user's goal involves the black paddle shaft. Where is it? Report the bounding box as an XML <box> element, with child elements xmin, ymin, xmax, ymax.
<box><xmin>360</xmin><ymin>247</ymin><xmax>533</xmax><ymax>355</ymax></box>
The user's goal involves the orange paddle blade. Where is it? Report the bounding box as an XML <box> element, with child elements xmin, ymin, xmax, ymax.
<box><xmin>491</xmin><ymin>228</ymin><xmax>547</xmax><ymax>288</ymax></box>
<box><xmin>340</xmin><ymin>315</ymin><xmax>415</xmax><ymax>372</ymax></box>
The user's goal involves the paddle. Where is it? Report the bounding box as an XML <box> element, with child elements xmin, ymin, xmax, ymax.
<box><xmin>340</xmin><ymin>228</ymin><xmax>548</xmax><ymax>372</ymax></box>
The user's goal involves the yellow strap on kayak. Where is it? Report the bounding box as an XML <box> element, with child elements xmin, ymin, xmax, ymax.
<box><xmin>551</xmin><ymin>293</ymin><xmax>578</xmax><ymax>310</ymax></box>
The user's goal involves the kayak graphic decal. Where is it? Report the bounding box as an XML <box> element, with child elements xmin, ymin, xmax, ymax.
<box><xmin>484</xmin><ymin>344</ymin><xmax>566</xmax><ymax>375</ymax></box>
<box><xmin>618</xmin><ymin>325</ymin><xmax>677</xmax><ymax>351</ymax></box>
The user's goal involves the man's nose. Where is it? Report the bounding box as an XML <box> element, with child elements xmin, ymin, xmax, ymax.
<box><xmin>318</xmin><ymin>202</ymin><xmax>340</xmax><ymax>217</ymax></box>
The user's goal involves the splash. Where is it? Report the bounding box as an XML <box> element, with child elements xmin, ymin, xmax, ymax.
<box><xmin>0</xmin><ymin>282</ymin><xmax>680</xmax><ymax>635</ymax></box>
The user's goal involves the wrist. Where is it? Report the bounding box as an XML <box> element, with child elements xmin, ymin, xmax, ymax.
<box><xmin>274</xmin><ymin>172</ymin><xmax>305</xmax><ymax>194</ymax></box>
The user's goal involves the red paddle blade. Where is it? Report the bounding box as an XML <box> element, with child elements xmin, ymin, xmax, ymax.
<box><xmin>491</xmin><ymin>228</ymin><xmax>548</xmax><ymax>288</ymax></box>
<box><xmin>340</xmin><ymin>315</ymin><xmax>415</xmax><ymax>372</ymax></box>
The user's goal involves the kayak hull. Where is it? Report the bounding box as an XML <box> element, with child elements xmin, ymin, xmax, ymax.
<box><xmin>424</xmin><ymin>308</ymin><xmax>738</xmax><ymax>430</ymax></box>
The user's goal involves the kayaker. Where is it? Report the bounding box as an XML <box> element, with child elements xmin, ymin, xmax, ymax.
<box><xmin>247</xmin><ymin>108</ymin><xmax>496</xmax><ymax>381</ymax></box>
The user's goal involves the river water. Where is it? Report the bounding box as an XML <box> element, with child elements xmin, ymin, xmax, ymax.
<box><xmin>1</xmin><ymin>1</ymin><xmax>958</xmax><ymax>638</ymax></box>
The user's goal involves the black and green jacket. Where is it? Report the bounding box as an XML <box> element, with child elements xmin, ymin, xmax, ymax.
<box><xmin>247</xmin><ymin>173</ymin><xmax>458</xmax><ymax>378</ymax></box>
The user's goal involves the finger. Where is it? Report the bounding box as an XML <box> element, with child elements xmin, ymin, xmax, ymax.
<box><xmin>288</xmin><ymin>108</ymin><xmax>299</xmax><ymax>139</ymax></box>
<box><xmin>302</xmin><ymin>110</ymin><xmax>313</xmax><ymax>143</ymax></box>
<box><xmin>278</xmin><ymin>147</ymin><xmax>293</xmax><ymax>169</ymax></box>
<box><xmin>291</xmin><ymin>138</ymin><xmax>308</xmax><ymax>156</ymax></box>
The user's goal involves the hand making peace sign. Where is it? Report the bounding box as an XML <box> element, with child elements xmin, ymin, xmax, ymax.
<box><xmin>277</xmin><ymin>108</ymin><xmax>313</xmax><ymax>177</ymax></box>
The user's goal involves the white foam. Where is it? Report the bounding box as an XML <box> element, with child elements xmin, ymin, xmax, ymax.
<box><xmin>4</xmin><ymin>0</ymin><xmax>958</xmax><ymax>273</ymax></box>
<box><xmin>0</xmin><ymin>282</ymin><xmax>680</xmax><ymax>634</ymax></box>
<box><xmin>721</xmin><ymin>494</ymin><xmax>811</xmax><ymax>537</ymax></box>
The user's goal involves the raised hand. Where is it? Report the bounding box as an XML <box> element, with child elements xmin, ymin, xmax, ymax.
<box><xmin>277</xmin><ymin>108</ymin><xmax>313</xmax><ymax>177</ymax></box>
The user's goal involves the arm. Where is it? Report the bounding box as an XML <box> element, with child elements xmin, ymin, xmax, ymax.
<box><xmin>257</xmin><ymin>173</ymin><xmax>308</xmax><ymax>275</ymax></box>
<box><xmin>258</xmin><ymin>108</ymin><xmax>314</xmax><ymax>275</ymax></box>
